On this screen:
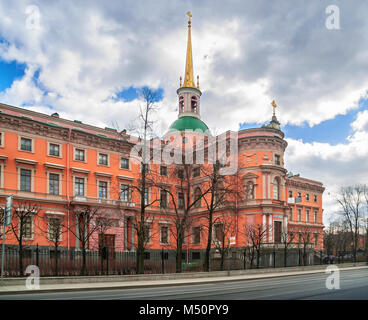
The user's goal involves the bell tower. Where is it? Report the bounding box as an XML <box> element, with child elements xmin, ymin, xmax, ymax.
<box><xmin>177</xmin><ymin>12</ymin><xmax>202</xmax><ymax>120</ymax></box>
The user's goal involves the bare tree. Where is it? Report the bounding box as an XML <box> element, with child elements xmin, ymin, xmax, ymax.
<box><xmin>35</xmin><ymin>214</ymin><xmax>67</xmax><ymax>276</ymax></box>
<box><xmin>200</xmin><ymin>161</ymin><xmax>241</xmax><ymax>272</ymax></box>
<box><xmin>130</xmin><ymin>87</ymin><xmax>160</xmax><ymax>274</ymax></box>
<box><xmin>67</xmin><ymin>205</ymin><xmax>113</xmax><ymax>275</ymax></box>
<box><xmin>244</xmin><ymin>223</ymin><xmax>269</xmax><ymax>269</ymax></box>
<box><xmin>336</xmin><ymin>185</ymin><xmax>365</xmax><ymax>262</ymax></box>
<box><xmin>281</xmin><ymin>229</ymin><xmax>296</xmax><ymax>267</ymax></box>
<box><xmin>298</xmin><ymin>227</ymin><xmax>312</xmax><ymax>266</ymax></box>
<box><xmin>156</xmin><ymin>164</ymin><xmax>208</xmax><ymax>273</ymax></box>
<box><xmin>9</xmin><ymin>201</ymin><xmax>40</xmax><ymax>276</ymax></box>
<box><xmin>212</xmin><ymin>216</ymin><xmax>236</xmax><ymax>271</ymax></box>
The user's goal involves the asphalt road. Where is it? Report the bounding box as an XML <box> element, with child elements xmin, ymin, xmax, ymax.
<box><xmin>1</xmin><ymin>268</ymin><xmax>368</xmax><ymax>300</ymax></box>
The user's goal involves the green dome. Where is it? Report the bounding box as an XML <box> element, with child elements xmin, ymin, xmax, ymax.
<box><xmin>167</xmin><ymin>116</ymin><xmax>209</xmax><ymax>133</ymax></box>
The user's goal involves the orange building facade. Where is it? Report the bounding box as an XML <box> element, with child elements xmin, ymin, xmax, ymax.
<box><xmin>0</xmin><ymin>14</ymin><xmax>324</xmax><ymax>261</ymax></box>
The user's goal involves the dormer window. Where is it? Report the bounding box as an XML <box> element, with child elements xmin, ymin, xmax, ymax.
<box><xmin>179</xmin><ymin>96</ymin><xmax>184</xmax><ymax>113</ymax></box>
<box><xmin>191</xmin><ymin>96</ymin><xmax>198</xmax><ymax>113</ymax></box>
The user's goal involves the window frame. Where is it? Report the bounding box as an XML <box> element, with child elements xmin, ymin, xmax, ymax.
<box><xmin>0</xmin><ymin>132</ymin><xmax>4</xmax><ymax>148</ymax></box>
<box><xmin>47</xmin><ymin>142</ymin><xmax>62</xmax><ymax>158</ymax></box>
<box><xmin>19</xmin><ymin>136</ymin><xmax>34</xmax><ymax>153</ymax></box>
<box><xmin>73</xmin><ymin>147</ymin><xmax>87</xmax><ymax>162</ymax></box>
<box><xmin>74</xmin><ymin>176</ymin><xmax>86</xmax><ymax>197</ymax></box>
<box><xmin>120</xmin><ymin>157</ymin><xmax>130</xmax><ymax>170</ymax></box>
<box><xmin>19</xmin><ymin>168</ymin><xmax>32</xmax><ymax>192</ymax></box>
<box><xmin>98</xmin><ymin>180</ymin><xmax>108</xmax><ymax>199</ymax></box>
<box><xmin>48</xmin><ymin>172</ymin><xmax>60</xmax><ymax>195</ymax></box>
<box><xmin>192</xmin><ymin>226</ymin><xmax>201</xmax><ymax>244</ymax></box>
<box><xmin>98</xmin><ymin>152</ymin><xmax>109</xmax><ymax>167</ymax></box>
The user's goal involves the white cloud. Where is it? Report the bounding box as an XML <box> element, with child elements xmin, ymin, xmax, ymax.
<box><xmin>1</xmin><ymin>1</ymin><xmax>368</xmax><ymax>225</ymax></box>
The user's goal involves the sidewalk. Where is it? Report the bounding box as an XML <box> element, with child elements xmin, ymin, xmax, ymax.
<box><xmin>0</xmin><ymin>263</ymin><xmax>367</xmax><ymax>295</ymax></box>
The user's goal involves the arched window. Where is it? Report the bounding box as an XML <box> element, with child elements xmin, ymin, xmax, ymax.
<box><xmin>273</xmin><ymin>178</ymin><xmax>280</xmax><ymax>200</ymax></box>
<box><xmin>191</xmin><ymin>96</ymin><xmax>198</xmax><ymax>113</ymax></box>
<box><xmin>245</xmin><ymin>181</ymin><xmax>254</xmax><ymax>200</ymax></box>
<box><xmin>179</xmin><ymin>96</ymin><xmax>184</xmax><ymax>113</ymax></box>
<box><xmin>194</xmin><ymin>187</ymin><xmax>201</xmax><ymax>208</ymax></box>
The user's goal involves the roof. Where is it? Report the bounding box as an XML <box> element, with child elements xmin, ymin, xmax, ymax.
<box><xmin>167</xmin><ymin>116</ymin><xmax>209</xmax><ymax>133</ymax></box>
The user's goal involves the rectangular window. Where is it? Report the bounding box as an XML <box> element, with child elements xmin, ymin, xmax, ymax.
<box><xmin>289</xmin><ymin>209</ymin><xmax>293</xmax><ymax>221</ymax></box>
<box><xmin>74</xmin><ymin>177</ymin><xmax>84</xmax><ymax>196</ymax></box>
<box><xmin>160</xmin><ymin>190</ymin><xmax>167</xmax><ymax>208</ymax></box>
<box><xmin>275</xmin><ymin>154</ymin><xmax>281</xmax><ymax>165</ymax></box>
<box><xmin>314</xmin><ymin>210</ymin><xmax>318</xmax><ymax>223</ymax></box>
<box><xmin>144</xmin><ymin>188</ymin><xmax>149</xmax><ymax>205</ymax></box>
<box><xmin>48</xmin><ymin>218</ymin><xmax>62</xmax><ymax>240</ymax></box>
<box><xmin>22</xmin><ymin>216</ymin><xmax>32</xmax><ymax>238</ymax></box>
<box><xmin>141</xmin><ymin>163</ymin><xmax>149</xmax><ymax>173</ymax></box>
<box><xmin>297</xmin><ymin>208</ymin><xmax>302</xmax><ymax>222</ymax></box>
<box><xmin>120</xmin><ymin>158</ymin><xmax>129</xmax><ymax>169</ymax></box>
<box><xmin>75</xmin><ymin>149</ymin><xmax>85</xmax><ymax>161</ymax></box>
<box><xmin>306</xmin><ymin>209</ymin><xmax>310</xmax><ymax>222</ymax></box>
<box><xmin>178</xmin><ymin>192</ymin><xmax>184</xmax><ymax>209</ymax></box>
<box><xmin>306</xmin><ymin>193</ymin><xmax>310</xmax><ymax>201</ymax></box>
<box><xmin>20</xmin><ymin>137</ymin><xmax>32</xmax><ymax>152</ymax></box>
<box><xmin>314</xmin><ymin>194</ymin><xmax>318</xmax><ymax>202</ymax></box>
<box><xmin>214</xmin><ymin>224</ymin><xmax>224</xmax><ymax>242</ymax></box>
<box><xmin>98</xmin><ymin>153</ymin><xmax>108</xmax><ymax>165</ymax></box>
<box><xmin>49</xmin><ymin>143</ymin><xmax>60</xmax><ymax>156</ymax></box>
<box><xmin>120</xmin><ymin>184</ymin><xmax>129</xmax><ymax>201</ymax></box>
<box><xmin>288</xmin><ymin>190</ymin><xmax>293</xmax><ymax>198</ymax></box>
<box><xmin>178</xmin><ymin>169</ymin><xmax>184</xmax><ymax>179</ymax></box>
<box><xmin>193</xmin><ymin>167</ymin><xmax>200</xmax><ymax>177</ymax></box>
<box><xmin>20</xmin><ymin>169</ymin><xmax>31</xmax><ymax>192</ymax></box>
<box><xmin>314</xmin><ymin>234</ymin><xmax>318</xmax><ymax>246</ymax></box>
<box><xmin>143</xmin><ymin>224</ymin><xmax>151</xmax><ymax>243</ymax></box>
<box><xmin>160</xmin><ymin>166</ymin><xmax>167</xmax><ymax>176</ymax></box>
<box><xmin>192</xmin><ymin>226</ymin><xmax>201</xmax><ymax>244</ymax></box>
<box><xmin>160</xmin><ymin>226</ymin><xmax>169</xmax><ymax>244</ymax></box>
<box><xmin>49</xmin><ymin>173</ymin><xmax>60</xmax><ymax>195</ymax></box>
<box><xmin>0</xmin><ymin>132</ymin><xmax>3</xmax><ymax>147</ymax></box>
<box><xmin>99</xmin><ymin>181</ymin><xmax>108</xmax><ymax>199</ymax></box>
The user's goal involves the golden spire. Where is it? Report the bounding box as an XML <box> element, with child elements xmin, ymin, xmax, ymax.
<box><xmin>271</xmin><ymin>100</ymin><xmax>277</xmax><ymax>116</ymax></box>
<box><xmin>183</xmin><ymin>11</ymin><xmax>196</xmax><ymax>88</ymax></box>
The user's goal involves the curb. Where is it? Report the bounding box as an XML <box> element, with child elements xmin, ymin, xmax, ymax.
<box><xmin>0</xmin><ymin>265</ymin><xmax>367</xmax><ymax>296</ymax></box>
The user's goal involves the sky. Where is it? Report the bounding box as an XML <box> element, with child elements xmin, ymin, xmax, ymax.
<box><xmin>1</xmin><ymin>1</ymin><xmax>368</xmax><ymax>224</ymax></box>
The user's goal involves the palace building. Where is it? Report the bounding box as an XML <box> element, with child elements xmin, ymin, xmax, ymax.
<box><xmin>0</xmin><ymin>13</ymin><xmax>324</xmax><ymax>263</ymax></box>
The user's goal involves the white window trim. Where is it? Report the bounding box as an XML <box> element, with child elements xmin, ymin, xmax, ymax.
<box><xmin>73</xmin><ymin>146</ymin><xmax>87</xmax><ymax>163</ymax></box>
<box><xmin>159</xmin><ymin>224</ymin><xmax>170</xmax><ymax>245</ymax></box>
<box><xmin>0</xmin><ymin>163</ymin><xmax>4</xmax><ymax>189</ymax></box>
<box><xmin>47</xmin><ymin>216</ymin><xmax>63</xmax><ymax>242</ymax></box>
<box><xmin>17</xmin><ymin>166</ymin><xmax>35</xmax><ymax>192</ymax></box>
<box><xmin>97</xmin><ymin>178</ymin><xmax>110</xmax><ymax>199</ymax></box>
<box><xmin>47</xmin><ymin>141</ymin><xmax>62</xmax><ymax>158</ymax></box>
<box><xmin>97</xmin><ymin>152</ymin><xmax>110</xmax><ymax>167</ymax></box>
<box><xmin>120</xmin><ymin>157</ymin><xmax>130</xmax><ymax>170</ymax></box>
<box><xmin>0</xmin><ymin>131</ymin><xmax>4</xmax><ymax>148</ymax></box>
<box><xmin>73</xmin><ymin>175</ymin><xmax>87</xmax><ymax>197</ymax></box>
<box><xmin>18</xmin><ymin>136</ymin><xmax>35</xmax><ymax>153</ymax></box>
<box><xmin>46</xmin><ymin>171</ymin><xmax>62</xmax><ymax>195</ymax></box>
<box><xmin>19</xmin><ymin>215</ymin><xmax>35</xmax><ymax>241</ymax></box>
<box><xmin>120</xmin><ymin>183</ymin><xmax>131</xmax><ymax>202</ymax></box>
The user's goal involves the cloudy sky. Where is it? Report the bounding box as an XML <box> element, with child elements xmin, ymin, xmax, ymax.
<box><xmin>1</xmin><ymin>0</ymin><xmax>368</xmax><ymax>224</ymax></box>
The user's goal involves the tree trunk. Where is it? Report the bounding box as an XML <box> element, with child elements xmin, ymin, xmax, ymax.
<box><xmin>256</xmin><ymin>248</ymin><xmax>260</xmax><ymax>269</ymax></box>
<box><xmin>204</xmin><ymin>212</ymin><xmax>213</xmax><ymax>272</ymax></box>
<box><xmin>81</xmin><ymin>245</ymin><xmax>86</xmax><ymax>276</ymax></box>
<box><xmin>55</xmin><ymin>244</ymin><xmax>59</xmax><ymax>276</ymax></box>
<box><xmin>176</xmin><ymin>233</ymin><xmax>183</xmax><ymax>273</ymax></box>
<box><xmin>284</xmin><ymin>246</ymin><xmax>287</xmax><ymax>267</ymax></box>
<box><xmin>19</xmin><ymin>241</ymin><xmax>23</xmax><ymax>277</ymax></box>
<box><xmin>136</xmin><ymin>232</ymin><xmax>144</xmax><ymax>274</ymax></box>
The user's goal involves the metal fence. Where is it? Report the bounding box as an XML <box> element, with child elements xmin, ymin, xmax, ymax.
<box><xmin>0</xmin><ymin>246</ymin><xmax>366</xmax><ymax>277</ymax></box>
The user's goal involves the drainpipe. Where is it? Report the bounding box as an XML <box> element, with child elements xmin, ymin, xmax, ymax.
<box><xmin>66</xmin><ymin>127</ymin><xmax>72</xmax><ymax>250</ymax></box>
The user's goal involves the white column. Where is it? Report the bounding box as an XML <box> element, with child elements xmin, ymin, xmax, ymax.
<box><xmin>284</xmin><ymin>215</ymin><xmax>288</xmax><ymax>242</ymax></box>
